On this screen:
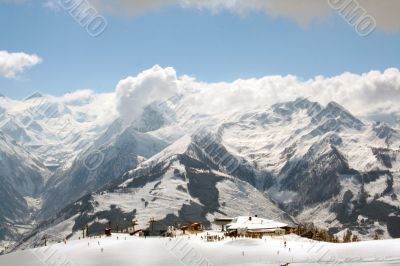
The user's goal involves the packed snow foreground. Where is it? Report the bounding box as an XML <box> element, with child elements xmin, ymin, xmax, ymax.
<box><xmin>1</xmin><ymin>232</ymin><xmax>400</xmax><ymax>266</ymax></box>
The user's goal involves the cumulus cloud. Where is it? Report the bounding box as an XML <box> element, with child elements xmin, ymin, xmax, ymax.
<box><xmin>116</xmin><ymin>65</ymin><xmax>179</xmax><ymax>125</ymax></box>
<box><xmin>61</xmin><ymin>89</ymin><xmax>97</xmax><ymax>105</ymax></box>
<box><xmin>303</xmin><ymin>68</ymin><xmax>400</xmax><ymax>116</ymax></box>
<box><xmin>0</xmin><ymin>50</ymin><xmax>42</xmax><ymax>79</ymax></box>
<box><xmin>182</xmin><ymin>68</ymin><xmax>400</xmax><ymax>122</ymax></box>
<box><xmin>48</xmin><ymin>89</ymin><xmax>118</xmax><ymax>127</ymax></box>
<box><xmin>15</xmin><ymin>66</ymin><xmax>394</xmax><ymax>130</ymax></box>
<box><xmin>112</xmin><ymin>65</ymin><xmax>400</xmax><ymax>128</ymax></box>
<box><xmin>4</xmin><ymin>65</ymin><xmax>392</xmax><ymax>128</ymax></box>
<box><xmin>83</xmin><ymin>92</ymin><xmax>118</xmax><ymax>126</ymax></box>
<box><xmin>29</xmin><ymin>65</ymin><xmax>395</xmax><ymax>129</ymax></box>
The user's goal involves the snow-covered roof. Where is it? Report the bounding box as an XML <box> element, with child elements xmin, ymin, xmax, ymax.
<box><xmin>227</xmin><ymin>216</ymin><xmax>288</xmax><ymax>230</ymax></box>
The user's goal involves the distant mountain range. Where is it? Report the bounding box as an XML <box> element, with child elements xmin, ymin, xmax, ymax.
<box><xmin>0</xmin><ymin>95</ymin><xmax>399</xmax><ymax>253</ymax></box>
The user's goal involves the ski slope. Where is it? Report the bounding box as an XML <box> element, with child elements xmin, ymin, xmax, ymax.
<box><xmin>1</xmin><ymin>233</ymin><xmax>400</xmax><ymax>266</ymax></box>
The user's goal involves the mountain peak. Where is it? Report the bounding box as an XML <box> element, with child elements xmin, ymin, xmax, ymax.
<box><xmin>324</xmin><ymin>101</ymin><xmax>364</xmax><ymax>127</ymax></box>
<box><xmin>294</xmin><ymin>97</ymin><xmax>312</xmax><ymax>105</ymax></box>
<box><xmin>326</xmin><ymin>101</ymin><xmax>348</xmax><ymax>112</ymax></box>
<box><xmin>0</xmin><ymin>93</ymin><xmax>5</xmax><ymax>98</ymax></box>
<box><xmin>294</xmin><ymin>97</ymin><xmax>322</xmax><ymax>110</ymax></box>
<box><xmin>271</xmin><ymin>98</ymin><xmax>323</xmax><ymax>119</ymax></box>
<box><xmin>24</xmin><ymin>92</ymin><xmax>43</xmax><ymax>101</ymax></box>
<box><xmin>373</xmin><ymin>122</ymin><xmax>398</xmax><ymax>141</ymax></box>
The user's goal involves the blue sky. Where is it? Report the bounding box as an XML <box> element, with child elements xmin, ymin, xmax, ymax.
<box><xmin>0</xmin><ymin>1</ymin><xmax>399</xmax><ymax>99</ymax></box>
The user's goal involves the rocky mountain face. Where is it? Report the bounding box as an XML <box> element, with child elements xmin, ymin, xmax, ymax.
<box><xmin>218</xmin><ymin>98</ymin><xmax>400</xmax><ymax>239</ymax></box>
<box><xmin>0</xmin><ymin>94</ymin><xmax>113</xmax><ymax>252</ymax></box>
<box><xmin>1</xmin><ymin>96</ymin><xmax>400</xmax><ymax>252</ymax></box>
<box><xmin>0</xmin><ymin>132</ymin><xmax>47</xmax><ymax>248</ymax></box>
<box><xmin>40</xmin><ymin>121</ymin><xmax>168</xmax><ymax>219</ymax></box>
<box><xmin>16</xmin><ymin>135</ymin><xmax>293</xmax><ymax>250</ymax></box>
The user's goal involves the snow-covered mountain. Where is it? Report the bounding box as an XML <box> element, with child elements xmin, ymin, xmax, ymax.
<box><xmin>16</xmin><ymin>134</ymin><xmax>294</xmax><ymax>250</ymax></box>
<box><xmin>1</xmin><ymin>95</ymin><xmax>400</xmax><ymax>252</ymax></box>
<box><xmin>39</xmin><ymin>120</ymin><xmax>169</xmax><ymax>219</ymax></box>
<box><xmin>0</xmin><ymin>131</ymin><xmax>47</xmax><ymax>250</ymax></box>
<box><xmin>0</xmin><ymin>93</ymin><xmax>115</xmax><ymax>251</ymax></box>
<box><xmin>0</xmin><ymin>93</ymin><xmax>114</xmax><ymax>169</ymax></box>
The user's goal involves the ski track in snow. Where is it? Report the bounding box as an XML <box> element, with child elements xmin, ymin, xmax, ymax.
<box><xmin>1</xmin><ymin>233</ymin><xmax>400</xmax><ymax>266</ymax></box>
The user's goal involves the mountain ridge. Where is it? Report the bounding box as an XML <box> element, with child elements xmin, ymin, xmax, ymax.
<box><xmin>1</xmin><ymin>98</ymin><xmax>400</xmax><ymax>252</ymax></box>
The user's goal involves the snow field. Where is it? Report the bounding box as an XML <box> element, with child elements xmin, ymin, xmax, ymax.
<box><xmin>1</xmin><ymin>233</ymin><xmax>400</xmax><ymax>266</ymax></box>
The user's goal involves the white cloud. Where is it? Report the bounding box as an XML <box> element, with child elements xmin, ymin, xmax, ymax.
<box><xmin>115</xmin><ymin>65</ymin><xmax>179</xmax><ymax>125</ymax></box>
<box><xmin>112</xmin><ymin>65</ymin><xmax>400</xmax><ymax>128</ymax></box>
<box><xmin>61</xmin><ymin>89</ymin><xmax>96</xmax><ymax>105</ymax></box>
<box><xmin>303</xmin><ymin>68</ymin><xmax>400</xmax><ymax>116</ymax></box>
<box><xmin>8</xmin><ymin>66</ymin><xmax>394</xmax><ymax>129</ymax></box>
<box><xmin>58</xmin><ymin>89</ymin><xmax>118</xmax><ymax>127</ymax></box>
<box><xmin>0</xmin><ymin>50</ymin><xmax>42</xmax><ymax>79</ymax></box>
<box><xmin>78</xmin><ymin>0</ymin><xmax>400</xmax><ymax>33</ymax></box>
<box><xmin>185</xmin><ymin>68</ymin><xmax>400</xmax><ymax>121</ymax></box>
<box><xmin>7</xmin><ymin>0</ymin><xmax>400</xmax><ymax>32</ymax></box>
<box><xmin>3</xmin><ymin>66</ymin><xmax>395</xmax><ymax>128</ymax></box>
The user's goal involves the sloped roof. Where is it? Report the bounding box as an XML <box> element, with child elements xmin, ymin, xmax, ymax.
<box><xmin>227</xmin><ymin>216</ymin><xmax>288</xmax><ymax>230</ymax></box>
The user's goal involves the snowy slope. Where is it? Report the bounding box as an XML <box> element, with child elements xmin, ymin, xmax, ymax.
<box><xmin>0</xmin><ymin>94</ymin><xmax>115</xmax><ymax>249</ymax></box>
<box><xmin>145</xmin><ymin>97</ymin><xmax>400</xmax><ymax>239</ymax></box>
<box><xmin>39</xmin><ymin>121</ymin><xmax>169</xmax><ymax>219</ymax></box>
<box><xmin>17</xmin><ymin>134</ymin><xmax>293</xmax><ymax>249</ymax></box>
<box><xmin>213</xmin><ymin>99</ymin><xmax>400</xmax><ymax>239</ymax></box>
<box><xmin>2</xmin><ymin>234</ymin><xmax>400</xmax><ymax>266</ymax></box>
